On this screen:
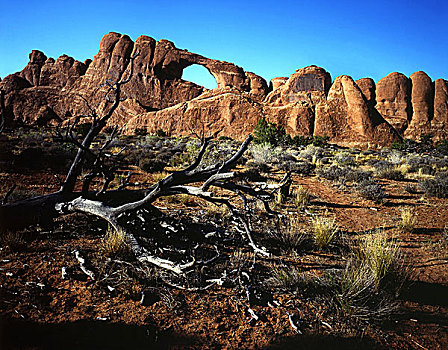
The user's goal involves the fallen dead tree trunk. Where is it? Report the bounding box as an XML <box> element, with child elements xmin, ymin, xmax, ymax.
<box><xmin>0</xmin><ymin>49</ymin><xmax>283</xmax><ymax>276</ymax></box>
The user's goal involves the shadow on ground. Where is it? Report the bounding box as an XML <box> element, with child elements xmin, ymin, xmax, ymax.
<box><xmin>400</xmin><ymin>281</ymin><xmax>448</xmax><ymax>307</ymax></box>
<box><xmin>268</xmin><ymin>333</ymin><xmax>381</xmax><ymax>349</ymax></box>
<box><xmin>0</xmin><ymin>318</ymin><xmax>199</xmax><ymax>350</ymax></box>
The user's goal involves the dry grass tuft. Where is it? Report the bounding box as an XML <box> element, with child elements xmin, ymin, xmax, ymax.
<box><xmin>399</xmin><ymin>207</ymin><xmax>417</xmax><ymax>233</ymax></box>
<box><xmin>274</xmin><ymin>216</ymin><xmax>307</xmax><ymax>251</ymax></box>
<box><xmin>0</xmin><ymin>230</ymin><xmax>26</xmax><ymax>251</ymax></box>
<box><xmin>293</xmin><ymin>185</ymin><xmax>311</xmax><ymax>208</ymax></box>
<box><xmin>203</xmin><ymin>202</ymin><xmax>230</xmax><ymax>222</ymax></box>
<box><xmin>358</xmin><ymin>232</ymin><xmax>401</xmax><ymax>288</ymax></box>
<box><xmin>312</xmin><ymin>215</ymin><xmax>338</xmax><ymax>249</ymax></box>
<box><xmin>102</xmin><ymin>226</ymin><xmax>129</xmax><ymax>257</ymax></box>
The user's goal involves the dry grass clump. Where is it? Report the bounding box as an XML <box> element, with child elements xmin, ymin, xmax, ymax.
<box><xmin>358</xmin><ymin>232</ymin><xmax>401</xmax><ymax>288</ymax></box>
<box><xmin>293</xmin><ymin>185</ymin><xmax>311</xmax><ymax>208</ymax></box>
<box><xmin>399</xmin><ymin>207</ymin><xmax>417</xmax><ymax>232</ymax></box>
<box><xmin>203</xmin><ymin>202</ymin><xmax>230</xmax><ymax>222</ymax></box>
<box><xmin>338</xmin><ymin>259</ymin><xmax>395</xmax><ymax>320</ymax></box>
<box><xmin>0</xmin><ymin>230</ymin><xmax>26</xmax><ymax>251</ymax></box>
<box><xmin>272</xmin><ymin>189</ymin><xmax>286</xmax><ymax>207</ymax></box>
<box><xmin>102</xmin><ymin>226</ymin><xmax>130</xmax><ymax>257</ymax></box>
<box><xmin>268</xmin><ymin>264</ymin><xmax>324</xmax><ymax>293</ymax></box>
<box><xmin>337</xmin><ymin>232</ymin><xmax>409</xmax><ymax>319</ymax></box>
<box><xmin>274</xmin><ymin>216</ymin><xmax>307</xmax><ymax>251</ymax></box>
<box><xmin>312</xmin><ymin>215</ymin><xmax>338</xmax><ymax>249</ymax></box>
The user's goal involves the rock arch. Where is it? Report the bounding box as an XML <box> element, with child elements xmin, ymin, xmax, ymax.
<box><xmin>181</xmin><ymin>63</ymin><xmax>218</xmax><ymax>89</ymax></box>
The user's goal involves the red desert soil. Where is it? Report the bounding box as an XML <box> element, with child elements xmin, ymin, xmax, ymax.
<box><xmin>1</xmin><ymin>168</ymin><xmax>447</xmax><ymax>349</ymax></box>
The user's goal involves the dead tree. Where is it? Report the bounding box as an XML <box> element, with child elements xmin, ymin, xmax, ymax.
<box><xmin>0</xmin><ymin>51</ymin><xmax>286</xmax><ymax>276</ymax></box>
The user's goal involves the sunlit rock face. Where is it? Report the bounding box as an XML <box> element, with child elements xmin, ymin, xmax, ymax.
<box><xmin>1</xmin><ymin>32</ymin><xmax>446</xmax><ymax>146</ymax></box>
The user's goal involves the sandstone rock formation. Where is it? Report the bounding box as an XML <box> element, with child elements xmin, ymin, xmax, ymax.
<box><xmin>375</xmin><ymin>72</ymin><xmax>411</xmax><ymax>135</ymax></box>
<box><xmin>270</xmin><ymin>77</ymin><xmax>288</xmax><ymax>91</ymax></box>
<box><xmin>315</xmin><ymin>75</ymin><xmax>400</xmax><ymax>146</ymax></box>
<box><xmin>355</xmin><ymin>78</ymin><xmax>376</xmax><ymax>107</ymax></box>
<box><xmin>433</xmin><ymin>79</ymin><xmax>448</xmax><ymax>139</ymax></box>
<box><xmin>265</xmin><ymin>66</ymin><xmax>331</xmax><ymax>106</ymax></box>
<box><xmin>405</xmin><ymin>71</ymin><xmax>434</xmax><ymax>138</ymax></box>
<box><xmin>1</xmin><ymin>31</ymin><xmax>447</xmax><ymax>146</ymax></box>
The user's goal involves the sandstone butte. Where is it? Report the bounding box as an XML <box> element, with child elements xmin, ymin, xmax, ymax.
<box><xmin>1</xmin><ymin>32</ymin><xmax>447</xmax><ymax>147</ymax></box>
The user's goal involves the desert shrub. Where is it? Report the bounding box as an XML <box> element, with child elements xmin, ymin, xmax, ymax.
<box><xmin>138</xmin><ymin>157</ymin><xmax>167</xmax><ymax>173</ymax></box>
<box><xmin>406</xmin><ymin>155</ymin><xmax>438</xmax><ymax>175</ymax></box>
<box><xmin>242</xmin><ymin>163</ymin><xmax>269</xmax><ymax>181</ymax></box>
<box><xmin>334</xmin><ymin>152</ymin><xmax>355</xmax><ymax>166</ymax></box>
<box><xmin>249</xmin><ymin>143</ymin><xmax>280</xmax><ymax>164</ymax></box>
<box><xmin>155</xmin><ymin>128</ymin><xmax>167</xmax><ymax>137</ymax></box>
<box><xmin>14</xmin><ymin>147</ymin><xmax>45</xmax><ymax>169</ymax></box>
<box><xmin>399</xmin><ymin>207</ymin><xmax>417</xmax><ymax>233</ymax></box>
<box><xmin>337</xmin><ymin>258</ymin><xmax>399</xmax><ymax>320</ymax></box>
<box><xmin>299</xmin><ymin>144</ymin><xmax>325</xmax><ymax>163</ymax></box>
<box><xmin>281</xmin><ymin>160</ymin><xmax>315</xmax><ymax>176</ymax></box>
<box><xmin>357</xmin><ymin>180</ymin><xmax>385</xmax><ymax>203</ymax></box>
<box><xmin>318</xmin><ymin>165</ymin><xmax>371</xmax><ymax>184</ymax></box>
<box><xmin>45</xmin><ymin>143</ymin><xmax>78</xmax><ymax>169</ymax></box>
<box><xmin>420</xmin><ymin>171</ymin><xmax>448</xmax><ymax>198</ymax></box>
<box><xmin>391</xmin><ymin>138</ymin><xmax>419</xmax><ymax>152</ymax></box>
<box><xmin>311</xmin><ymin>135</ymin><xmax>329</xmax><ymax>147</ymax></box>
<box><xmin>203</xmin><ymin>203</ymin><xmax>230</xmax><ymax>223</ymax></box>
<box><xmin>291</xmin><ymin>135</ymin><xmax>313</xmax><ymax>146</ymax></box>
<box><xmin>404</xmin><ymin>184</ymin><xmax>420</xmax><ymax>194</ymax></box>
<box><xmin>312</xmin><ymin>215</ymin><xmax>337</xmax><ymax>249</ymax></box>
<box><xmin>337</xmin><ymin>259</ymin><xmax>378</xmax><ymax>318</ymax></box>
<box><xmin>375</xmin><ymin>166</ymin><xmax>405</xmax><ymax>181</ymax></box>
<box><xmin>267</xmin><ymin>265</ymin><xmax>327</xmax><ymax>294</ymax></box>
<box><xmin>387</xmin><ymin>150</ymin><xmax>403</xmax><ymax>165</ymax></box>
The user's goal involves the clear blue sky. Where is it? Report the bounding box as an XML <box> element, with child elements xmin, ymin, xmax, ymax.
<box><xmin>1</xmin><ymin>0</ymin><xmax>447</xmax><ymax>89</ymax></box>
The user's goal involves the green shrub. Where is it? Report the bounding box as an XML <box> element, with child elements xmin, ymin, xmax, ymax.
<box><xmin>253</xmin><ymin>117</ymin><xmax>287</xmax><ymax>146</ymax></box>
<box><xmin>436</xmin><ymin>139</ymin><xmax>448</xmax><ymax>155</ymax></box>
<box><xmin>155</xmin><ymin>128</ymin><xmax>167</xmax><ymax>137</ymax></box>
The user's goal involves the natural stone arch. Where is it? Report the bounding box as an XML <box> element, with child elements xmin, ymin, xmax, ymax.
<box><xmin>182</xmin><ymin>63</ymin><xmax>218</xmax><ymax>89</ymax></box>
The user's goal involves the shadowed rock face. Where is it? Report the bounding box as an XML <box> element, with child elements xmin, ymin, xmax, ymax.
<box><xmin>433</xmin><ymin>79</ymin><xmax>448</xmax><ymax>139</ymax></box>
<box><xmin>1</xmin><ymin>32</ymin><xmax>447</xmax><ymax>146</ymax></box>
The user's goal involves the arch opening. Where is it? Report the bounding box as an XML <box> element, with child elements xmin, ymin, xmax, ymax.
<box><xmin>182</xmin><ymin>64</ymin><xmax>218</xmax><ymax>90</ymax></box>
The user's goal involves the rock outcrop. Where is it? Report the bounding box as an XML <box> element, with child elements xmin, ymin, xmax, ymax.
<box><xmin>265</xmin><ymin>66</ymin><xmax>331</xmax><ymax>106</ymax></box>
<box><xmin>433</xmin><ymin>79</ymin><xmax>448</xmax><ymax>139</ymax></box>
<box><xmin>315</xmin><ymin>76</ymin><xmax>400</xmax><ymax>146</ymax></box>
<box><xmin>375</xmin><ymin>72</ymin><xmax>411</xmax><ymax>135</ymax></box>
<box><xmin>1</xmin><ymin>31</ymin><xmax>447</xmax><ymax>146</ymax></box>
<box><xmin>405</xmin><ymin>71</ymin><xmax>434</xmax><ymax>138</ymax></box>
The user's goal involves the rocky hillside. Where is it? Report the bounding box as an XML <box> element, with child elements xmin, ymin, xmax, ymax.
<box><xmin>1</xmin><ymin>32</ymin><xmax>447</xmax><ymax>146</ymax></box>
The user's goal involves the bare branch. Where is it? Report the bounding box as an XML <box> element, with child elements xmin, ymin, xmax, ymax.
<box><xmin>2</xmin><ymin>184</ymin><xmax>17</xmax><ymax>205</ymax></box>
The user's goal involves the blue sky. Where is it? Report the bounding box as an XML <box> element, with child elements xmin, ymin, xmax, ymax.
<box><xmin>0</xmin><ymin>0</ymin><xmax>447</xmax><ymax>89</ymax></box>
